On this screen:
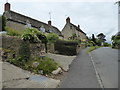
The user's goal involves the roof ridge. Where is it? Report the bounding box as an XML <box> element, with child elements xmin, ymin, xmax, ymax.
<box><xmin>9</xmin><ymin>10</ymin><xmax>47</xmax><ymax>25</ymax></box>
<box><xmin>6</xmin><ymin>10</ymin><xmax>60</xmax><ymax>31</ymax></box>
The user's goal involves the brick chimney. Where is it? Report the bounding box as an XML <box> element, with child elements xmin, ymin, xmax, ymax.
<box><xmin>48</xmin><ymin>20</ymin><xmax>52</xmax><ymax>26</ymax></box>
<box><xmin>66</xmin><ymin>17</ymin><xmax>70</xmax><ymax>23</ymax></box>
<box><xmin>4</xmin><ymin>2</ymin><xmax>11</xmax><ymax>11</ymax></box>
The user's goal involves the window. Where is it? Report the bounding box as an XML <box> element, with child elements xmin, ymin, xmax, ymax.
<box><xmin>26</xmin><ymin>23</ymin><xmax>31</xmax><ymax>28</ymax></box>
<box><xmin>40</xmin><ymin>26</ymin><xmax>45</xmax><ymax>32</ymax></box>
<box><xmin>48</xmin><ymin>29</ymin><xmax>52</xmax><ymax>33</ymax></box>
<box><xmin>26</xmin><ymin>20</ymin><xmax>31</xmax><ymax>28</ymax></box>
<box><xmin>70</xmin><ymin>26</ymin><xmax>72</xmax><ymax>29</ymax></box>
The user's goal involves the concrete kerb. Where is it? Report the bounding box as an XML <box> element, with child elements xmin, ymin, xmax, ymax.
<box><xmin>89</xmin><ymin>53</ymin><xmax>104</xmax><ymax>89</ymax></box>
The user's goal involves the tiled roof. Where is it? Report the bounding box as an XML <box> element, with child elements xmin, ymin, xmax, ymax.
<box><xmin>70</xmin><ymin>23</ymin><xmax>86</xmax><ymax>35</ymax></box>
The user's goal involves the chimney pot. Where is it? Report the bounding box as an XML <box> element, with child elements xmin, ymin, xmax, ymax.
<box><xmin>48</xmin><ymin>20</ymin><xmax>52</xmax><ymax>26</ymax></box>
<box><xmin>78</xmin><ymin>25</ymin><xmax>80</xmax><ymax>28</ymax></box>
<box><xmin>4</xmin><ymin>2</ymin><xmax>11</xmax><ymax>11</ymax></box>
<box><xmin>66</xmin><ymin>17</ymin><xmax>70</xmax><ymax>23</ymax></box>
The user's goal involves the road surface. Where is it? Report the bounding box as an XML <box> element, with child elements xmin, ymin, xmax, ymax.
<box><xmin>59</xmin><ymin>48</ymin><xmax>100</xmax><ymax>88</ymax></box>
<box><xmin>91</xmin><ymin>47</ymin><xmax>118</xmax><ymax>88</ymax></box>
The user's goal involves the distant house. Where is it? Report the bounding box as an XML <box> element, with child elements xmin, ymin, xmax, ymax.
<box><xmin>3</xmin><ymin>2</ymin><xmax>63</xmax><ymax>37</ymax></box>
<box><xmin>62</xmin><ymin>17</ymin><xmax>87</xmax><ymax>42</ymax></box>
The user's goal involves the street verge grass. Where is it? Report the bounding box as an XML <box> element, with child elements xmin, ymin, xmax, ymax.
<box><xmin>87</xmin><ymin>46</ymin><xmax>100</xmax><ymax>53</ymax></box>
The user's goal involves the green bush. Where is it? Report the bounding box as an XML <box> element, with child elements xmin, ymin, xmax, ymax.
<box><xmin>54</xmin><ymin>40</ymin><xmax>78</xmax><ymax>55</ymax></box>
<box><xmin>21</xmin><ymin>28</ymin><xmax>47</xmax><ymax>43</ymax></box>
<box><xmin>21</xmin><ymin>28</ymin><xmax>40</xmax><ymax>43</ymax></box>
<box><xmin>103</xmin><ymin>42</ymin><xmax>111</xmax><ymax>47</ymax></box>
<box><xmin>47</xmin><ymin>33</ymin><xmax>59</xmax><ymax>43</ymax></box>
<box><xmin>0</xmin><ymin>16</ymin><xmax>6</xmax><ymax>31</ymax></box>
<box><xmin>8</xmin><ymin>56</ymin><xmax>58</xmax><ymax>75</ymax></box>
<box><xmin>5</xmin><ymin>27</ymin><xmax>22</xmax><ymax>36</ymax></box>
<box><xmin>37</xmin><ymin>58</ymin><xmax>58</xmax><ymax>75</ymax></box>
<box><xmin>8</xmin><ymin>58</ymin><xmax>17</xmax><ymax>65</ymax></box>
<box><xmin>111</xmin><ymin>35</ymin><xmax>120</xmax><ymax>49</ymax></box>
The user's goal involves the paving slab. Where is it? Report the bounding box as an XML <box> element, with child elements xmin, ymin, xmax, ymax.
<box><xmin>2</xmin><ymin>62</ymin><xmax>30</xmax><ymax>82</ymax></box>
<box><xmin>2</xmin><ymin>62</ymin><xmax>60</xmax><ymax>88</ymax></box>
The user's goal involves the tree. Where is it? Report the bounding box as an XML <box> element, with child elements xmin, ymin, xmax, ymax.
<box><xmin>111</xmin><ymin>32</ymin><xmax>120</xmax><ymax>48</ymax></box>
<box><xmin>0</xmin><ymin>15</ymin><xmax>6</xmax><ymax>31</ymax></box>
<box><xmin>47</xmin><ymin>33</ymin><xmax>59</xmax><ymax>43</ymax></box>
<box><xmin>97</xmin><ymin>33</ymin><xmax>106</xmax><ymax>46</ymax></box>
<box><xmin>92</xmin><ymin>34</ymin><xmax>96</xmax><ymax>46</ymax></box>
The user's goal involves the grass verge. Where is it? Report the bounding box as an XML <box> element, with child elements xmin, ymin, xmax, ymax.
<box><xmin>87</xmin><ymin>46</ymin><xmax>101</xmax><ymax>53</ymax></box>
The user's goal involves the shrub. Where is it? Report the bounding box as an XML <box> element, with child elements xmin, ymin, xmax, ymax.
<box><xmin>5</xmin><ymin>27</ymin><xmax>22</xmax><ymax>36</ymax></box>
<box><xmin>54</xmin><ymin>40</ymin><xmax>78</xmax><ymax>55</ymax></box>
<box><xmin>21</xmin><ymin>28</ymin><xmax>40</xmax><ymax>43</ymax></box>
<box><xmin>0</xmin><ymin>16</ymin><xmax>6</xmax><ymax>31</ymax></box>
<box><xmin>103</xmin><ymin>42</ymin><xmax>111</xmax><ymax>47</ymax></box>
<box><xmin>8</xmin><ymin>58</ymin><xmax>18</xmax><ymax>65</ymax></box>
<box><xmin>37</xmin><ymin>58</ymin><xmax>58</xmax><ymax>75</ymax></box>
<box><xmin>47</xmin><ymin>33</ymin><xmax>59</xmax><ymax>43</ymax></box>
<box><xmin>111</xmin><ymin>35</ymin><xmax>120</xmax><ymax>49</ymax></box>
<box><xmin>21</xmin><ymin>28</ymin><xmax>47</xmax><ymax>43</ymax></box>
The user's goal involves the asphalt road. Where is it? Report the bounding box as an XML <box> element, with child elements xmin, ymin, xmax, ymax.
<box><xmin>59</xmin><ymin>48</ymin><xmax>100</xmax><ymax>88</ymax></box>
<box><xmin>91</xmin><ymin>47</ymin><xmax>118</xmax><ymax>88</ymax></box>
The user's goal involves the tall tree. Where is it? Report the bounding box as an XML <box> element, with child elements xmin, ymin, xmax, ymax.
<box><xmin>97</xmin><ymin>33</ymin><xmax>106</xmax><ymax>46</ymax></box>
<box><xmin>92</xmin><ymin>34</ymin><xmax>96</xmax><ymax>46</ymax></box>
<box><xmin>0</xmin><ymin>15</ymin><xmax>6</xmax><ymax>31</ymax></box>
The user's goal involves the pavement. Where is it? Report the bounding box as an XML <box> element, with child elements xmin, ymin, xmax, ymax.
<box><xmin>59</xmin><ymin>48</ymin><xmax>100</xmax><ymax>88</ymax></box>
<box><xmin>2</xmin><ymin>62</ymin><xmax>60</xmax><ymax>88</ymax></box>
<box><xmin>91</xmin><ymin>47</ymin><xmax>118</xmax><ymax>88</ymax></box>
<box><xmin>47</xmin><ymin>53</ymin><xmax>76</xmax><ymax>71</ymax></box>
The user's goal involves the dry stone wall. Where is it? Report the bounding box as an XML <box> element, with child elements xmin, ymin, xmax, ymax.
<box><xmin>1</xmin><ymin>35</ymin><xmax>45</xmax><ymax>61</ymax></box>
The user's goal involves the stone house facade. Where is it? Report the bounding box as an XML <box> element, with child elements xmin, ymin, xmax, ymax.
<box><xmin>62</xmin><ymin>17</ymin><xmax>87</xmax><ymax>42</ymax></box>
<box><xmin>3</xmin><ymin>2</ymin><xmax>63</xmax><ymax>37</ymax></box>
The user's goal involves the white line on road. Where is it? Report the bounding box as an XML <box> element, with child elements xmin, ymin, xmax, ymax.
<box><xmin>89</xmin><ymin>53</ymin><xmax>104</xmax><ymax>89</ymax></box>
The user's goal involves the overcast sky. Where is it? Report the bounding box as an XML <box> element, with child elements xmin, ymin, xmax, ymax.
<box><xmin>0</xmin><ymin>0</ymin><xmax>118</xmax><ymax>42</ymax></box>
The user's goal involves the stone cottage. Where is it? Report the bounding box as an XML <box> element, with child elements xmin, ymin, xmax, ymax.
<box><xmin>3</xmin><ymin>2</ymin><xmax>63</xmax><ymax>37</ymax></box>
<box><xmin>62</xmin><ymin>17</ymin><xmax>87</xmax><ymax>42</ymax></box>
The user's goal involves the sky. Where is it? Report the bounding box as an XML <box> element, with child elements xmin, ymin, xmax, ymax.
<box><xmin>0</xmin><ymin>0</ymin><xmax>118</xmax><ymax>43</ymax></box>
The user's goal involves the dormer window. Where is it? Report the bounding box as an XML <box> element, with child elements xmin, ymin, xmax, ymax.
<box><xmin>48</xmin><ymin>29</ymin><xmax>52</xmax><ymax>33</ymax></box>
<box><xmin>40</xmin><ymin>26</ymin><xmax>45</xmax><ymax>32</ymax></box>
<box><xmin>26</xmin><ymin>20</ymin><xmax>31</xmax><ymax>28</ymax></box>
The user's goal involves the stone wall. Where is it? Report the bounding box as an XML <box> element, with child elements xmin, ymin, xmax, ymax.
<box><xmin>62</xmin><ymin>23</ymin><xmax>75</xmax><ymax>40</ymax></box>
<box><xmin>47</xmin><ymin>43</ymin><xmax>55</xmax><ymax>53</ymax></box>
<box><xmin>7</xmin><ymin>21</ymin><xmax>26</xmax><ymax>31</ymax></box>
<box><xmin>62</xmin><ymin>23</ymin><xmax>87</xmax><ymax>41</ymax></box>
<box><xmin>1</xmin><ymin>35</ymin><xmax>45</xmax><ymax>61</ymax></box>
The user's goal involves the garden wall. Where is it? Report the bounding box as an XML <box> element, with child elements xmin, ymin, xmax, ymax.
<box><xmin>1</xmin><ymin>35</ymin><xmax>45</xmax><ymax>61</ymax></box>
